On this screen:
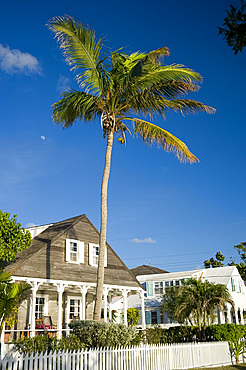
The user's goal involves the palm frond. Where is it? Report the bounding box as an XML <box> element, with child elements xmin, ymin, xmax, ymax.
<box><xmin>111</xmin><ymin>48</ymin><xmax>170</xmax><ymax>94</ymax></box>
<box><xmin>124</xmin><ymin>117</ymin><xmax>199</xmax><ymax>164</ymax></box>
<box><xmin>160</xmin><ymin>99</ymin><xmax>215</xmax><ymax>115</ymax></box>
<box><xmin>124</xmin><ymin>47</ymin><xmax>170</xmax><ymax>81</ymax></box>
<box><xmin>52</xmin><ymin>90</ymin><xmax>103</xmax><ymax>127</ymax></box>
<box><xmin>47</xmin><ymin>16</ymin><xmax>108</xmax><ymax>95</ymax></box>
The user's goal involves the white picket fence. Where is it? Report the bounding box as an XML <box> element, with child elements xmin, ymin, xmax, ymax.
<box><xmin>0</xmin><ymin>341</ymin><xmax>233</xmax><ymax>370</ymax></box>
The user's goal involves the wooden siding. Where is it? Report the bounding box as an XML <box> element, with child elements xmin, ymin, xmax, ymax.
<box><xmin>5</xmin><ymin>215</ymin><xmax>141</xmax><ymax>288</ymax></box>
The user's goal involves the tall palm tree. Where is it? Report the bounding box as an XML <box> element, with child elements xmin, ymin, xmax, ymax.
<box><xmin>0</xmin><ymin>272</ymin><xmax>30</xmax><ymax>335</ymax></box>
<box><xmin>47</xmin><ymin>16</ymin><xmax>215</xmax><ymax>321</ymax></box>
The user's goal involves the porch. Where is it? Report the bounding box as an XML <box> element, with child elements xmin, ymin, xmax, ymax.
<box><xmin>4</xmin><ymin>275</ymin><xmax>145</xmax><ymax>343</ymax></box>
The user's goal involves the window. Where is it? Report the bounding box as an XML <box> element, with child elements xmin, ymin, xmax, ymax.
<box><xmin>154</xmin><ymin>282</ymin><xmax>163</xmax><ymax>295</ymax></box>
<box><xmin>35</xmin><ymin>295</ymin><xmax>48</xmax><ymax>319</ymax></box>
<box><xmin>65</xmin><ymin>239</ymin><xmax>84</xmax><ymax>263</ymax></box>
<box><xmin>70</xmin><ymin>241</ymin><xmax>78</xmax><ymax>262</ymax></box>
<box><xmin>93</xmin><ymin>245</ymin><xmax>99</xmax><ymax>265</ymax></box>
<box><xmin>69</xmin><ymin>298</ymin><xmax>81</xmax><ymax>320</ymax></box>
<box><xmin>175</xmin><ymin>280</ymin><xmax>180</xmax><ymax>286</ymax></box>
<box><xmin>151</xmin><ymin>311</ymin><xmax>157</xmax><ymax>324</ymax></box>
<box><xmin>231</xmin><ymin>277</ymin><xmax>236</xmax><ymax>292</ymax></box>
<box><xmin>89</xmin><ymin>243</ymin><xmax>107</xmax><ymax>267</ymax></box>
<box><xmin>165</xmin><ymin>281</ymin><xmax>173</xmax><ymax>287</ymax></box>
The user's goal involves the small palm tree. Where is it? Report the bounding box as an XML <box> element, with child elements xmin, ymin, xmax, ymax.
<box><xmin>0</xmin><ymin>272</ymin><xmax>30</xmax><ymax>335</ymax></box>
<box><xmin>48</xmin><ymin>16</ymin><xmax>215</xmax><ymax>321</ymax></box>
<box><xmin>174</xmin><ymin>278</ymin><xmax>233</xmax><ymax>337</ymax></box>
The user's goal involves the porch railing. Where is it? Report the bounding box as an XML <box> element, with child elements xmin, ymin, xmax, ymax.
<box><xmin>2</xmin><ymin>328</ymin><xmax>71</xmax><ymax>343</ymax></box>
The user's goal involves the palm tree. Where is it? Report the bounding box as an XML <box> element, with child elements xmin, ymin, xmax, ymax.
<box><xmin>174</xmin><ymin>278</ymin><xmax>233</xmax><ymax>334</ymax></box>
<box><xmin>47</xmin><ymin>16</ymin><xmax>215</xmax><ymax>321</ymax></box>
<box><xmin>0</xmin><ymin>272</ymin><xmax>30</xmax><ymax>335</ymax></box>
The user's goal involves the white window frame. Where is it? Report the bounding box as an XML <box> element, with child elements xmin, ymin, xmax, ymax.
<box><xmin>89</xmin><ymin>243</ymin><xmax>107</xmax><ymax>267</ymax></box>
<box><xmin>67</xmin><ymin>296</ymin><xmax>82</xmax><ymax>322</ymax></box>
<box><xmin>154</xmin><ymin>282</ymin><xmax>163</xmax><ymax>295</ymax></box>
<box><xmin>35</xmin><ymin>294</ymin><xmax>49</xmax><ymax>319</ymax></box>
<box><xmin>65</xmin><ymin>239</ymin><xmax>84</xmax><ymax>264</ymax></box>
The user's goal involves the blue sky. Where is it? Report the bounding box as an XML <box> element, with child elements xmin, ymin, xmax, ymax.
<box><xmin>0</xmin><ymin>0</ymin><xmax>245</xmax><ymax>272</ymax></box>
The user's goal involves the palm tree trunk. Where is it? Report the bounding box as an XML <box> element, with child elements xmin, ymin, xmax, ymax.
<box><xmin>93</xmin><ymin>130</ymin><xmax>114</xmax><ymax>321</ymax></box>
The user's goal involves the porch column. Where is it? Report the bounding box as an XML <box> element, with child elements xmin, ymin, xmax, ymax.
<box><xmin>103</xmin><ymin>288</ymin><xmax>109</xmax><ymax>322</ymax></box>
<box><xmin>235</xmin><ymin>306</ymin><xmax>239</xmax><ymax>324</ymax></box>
<box><xmin>140</xmin><ymin>290</ymin><xmax>146</xmax><ymax>329</ymax></box>
<box><xmin>79</xmin><ymin>286</ymin><xmax>88</xmax><ymax>320</ymax></box>
<box><xmin>217</xmin><ymin>309</ymin><xmax>222</xmax><ymax>324</ymax></box>
<box><xmin>108</xmin><ymin>295</ymin><xmax>112</xmax><ymax>322</ymax></box>
<box><xmin>240</xmin><ymin>308</ymin><xmax>244</xmax><ymax>324</ymax></box>
<box><xmin>122</xmin><ymin>290</ymin><xmax>128</xmax><ymax>326</ymax></box>
<box><xmin>226</xmin><ymin>303</ymin><xmax>231</xmax><ymax>323</ymax></box>
<box><xmin>30</xmin><ymin>282</ymin><xmax>38</xmax><ymax>337</ymax></box>
<box><xmin>57</xmin><ymin>284</ymin><xmax>64</xmax><ymax>340</ymax></box>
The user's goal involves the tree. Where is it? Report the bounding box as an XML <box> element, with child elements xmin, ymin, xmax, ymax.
<box><xmin>204</xmin><ymin>251</ymin><xmax>225</xmax><ymax>268</ymax></box>
<box><xmin>0</xmin><ymin>272</ymin><xmax>30</xmax><ymax>335</ymax></box>
<box><xmin>47</xmin><ymin>16</ymin><xmax>215</xmax><ymax>321</ymax></box>
<box><xmin>204</xmin><ymin>244</ymin><xmax>246</xmax><ymax>281</ymax></box>
<box><xmin>219</xmin><ymin>0</ymin><xmax>246</xmax><ymax>54</ymax></box>
<box><xmin>162</xmin><ymin>278</ymin><xmax>233</xmax><ymax>335</ymax></box>
<box><xmin>126</xmin><ymin>308</ymin><xmax>140</xmax><ymax>326</ymax></box>
<box><xmin>229</xmin><ymin>242</ymin><xmax>246</xmax><ymax>281</ymax></box>
<box><xmin>0</xmin><ymin>211</ymin><xmax>32</xmax><ymax>270</ymax></box>
<box><xmin>162</xmin><ymin>285</ymin><xmax>191</xmax><ymax>324</ymax></box>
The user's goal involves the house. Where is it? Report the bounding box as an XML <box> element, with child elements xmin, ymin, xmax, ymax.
<box><xmin>3</xmin><ymin>214</ymin><xmax>145</xmax><ymax>341</ymax></box>
<box><xmin>128</xmin><ymin>265</ymin><xmax>246</xmax><ymax>326</ymax></box>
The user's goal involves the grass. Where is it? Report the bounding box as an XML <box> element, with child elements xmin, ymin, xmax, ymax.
<box><xmin>190</xmin><ymin>366</ymin><xmax>246</xmax><ymax>370</ymax></box>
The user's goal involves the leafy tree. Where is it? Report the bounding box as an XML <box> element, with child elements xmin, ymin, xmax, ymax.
<box><xmin>204</xmin><ymin>244</ymin><xmax>246</xmax><ymax>281</ymax></box>
<box><xmin>0</xmin><ymin>272</ymin><xmax>30</xmax><ymax>335</ymax></box>
<box><xmin>204</xmin><ymin>251</ymin><xmax>225</xmax><ymax>268</ymax></box>
<box><xmin>162</xmin><ymin>278</ymin><xmax>233</xmax><ymax>337</ymax></box>
<box><xmin>229</xmin><ymin>242</ymin><xmax>246</xmax><ymax>281</ymax></box>
<box><xmin>162</xmin><ymin>285</ymin><xmax>190</xmax><ymax>324</ymax></box>
<box><xmin>48</xmin><ymin>16</ymin><xmax>215</xmax><ymax>321</ymax></box>
<box><xmin>0</xmin><ymin>211</ymin><xmax>32</xmax><ymax>269</ymax></box>
<box><xmin>121</xmin><ymin>308</ymin><xmax>140</xmax><ymax>326</ymax></box>
<box><xmin>219</xmin><ymin>0</ymin><xmax>246</xmax><ymax>54</ymax></box>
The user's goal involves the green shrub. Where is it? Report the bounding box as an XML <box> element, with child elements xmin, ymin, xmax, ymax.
<box><xmin>69</xmin><ymin>320</ymin><xmax>138</xmax><ymax>348</ymax></box>
<box><xmin>13</xmin><ymin>336</ymin><xmax>58</xmax><ymax>355</ymax></box>
<box><xmin>13</xmin><ymin>334</ymin><xmax>84</xmax><ymax>355</ymax></box>
<box><xmin>143</xmin><ymin>324</ymin><xmax>246</xmax><ymax>344</ymax></box>
<box><xmin>143</xmin><ymin>326</ymin><xmax>163</xmax><ymax>344</ymax></box>
<box><xmin>205</xmin><ymin>324</ymin><xmax>246</xmax><ymax>342</ymax></box>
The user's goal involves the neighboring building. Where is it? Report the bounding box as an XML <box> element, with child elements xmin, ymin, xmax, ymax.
<box><xmin>129</xmin><ymin>265</ymin><xmax>246</xmax><ymax>326</ymax></box>
<box><xmin>130</xmin><ymin>265</ymin><xmax>169</xmax><ymax>277</ymax></box>
<box><xmin>4</xmin><ymin>214</ymin><xmax>145</xmax><ymax>341</ymax></box>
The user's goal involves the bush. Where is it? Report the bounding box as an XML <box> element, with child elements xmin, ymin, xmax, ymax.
<box><xmin>69</xmin><ymin>320</ymin><xmax>138</xmax><ymax>348</ymax></box>
<box><xmin>13</xmin><ymin>334</ymin><xmax>84</xmax><ymax>355</ymax></box>
<box><xmin>143</xmin><ymin>324</ymin><xmax>246</xmax><ymax>344</ymax></box>
<box><xmin>143</xmin><ymin>326</ymin><xmax>163</xmax><ymax>344</ymax></box>
<box><xmin>205</xmin><ymin>323</ymin><xmax>246</xmax><ymax>342</ymax></box>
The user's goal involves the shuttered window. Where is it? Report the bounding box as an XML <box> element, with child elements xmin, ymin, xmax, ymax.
<box><xmin>65</xmin><ymin>239</ymin><xmax>84</xmax><ymax>263</ymax></box>
<box><xmin>89</xmin><ymin>243</ymin><xmax>107</xmax><ymax>267</ymax></box>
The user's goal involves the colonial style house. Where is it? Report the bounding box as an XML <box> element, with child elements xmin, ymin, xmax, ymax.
<box><xmin>129</xmin><ymin>265</ymin><xmax>246</xmax><ymax>326</ymax></box>
<box><xmin>3</xmin><ymin>214</ymin><xmax>145</xmax><ymax>341</ymax></box>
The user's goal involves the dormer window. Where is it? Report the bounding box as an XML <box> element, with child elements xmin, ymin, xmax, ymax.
<box><xmin>65</xmin><ymin>239</ymin><xmax>84</xmax><ymax>263</ymax></box>
<box><xmin>89</xmin><ymin>243</ymin><xmax>107</xmax><ymax>267</ymax></box>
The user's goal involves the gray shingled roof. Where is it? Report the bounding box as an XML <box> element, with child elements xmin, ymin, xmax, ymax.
<box><xmin>130</xmin><ymin>265</ymin><xmax>169</xmax><ymax>277</ymax></box>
